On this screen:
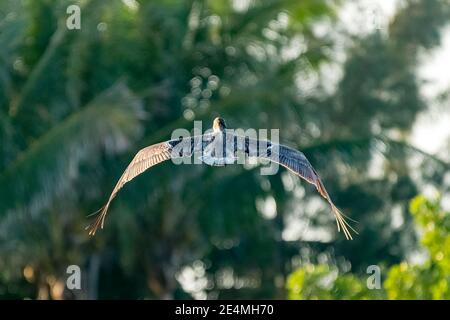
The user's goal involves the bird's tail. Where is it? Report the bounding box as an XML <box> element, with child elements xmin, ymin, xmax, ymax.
<box><xmin>316</xmin><ymin>177</ymin><xmax>358</xmax><ymax>240</ymax></box>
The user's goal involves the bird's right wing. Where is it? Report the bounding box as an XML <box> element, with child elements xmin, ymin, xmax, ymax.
<box><xmin>87</xmin><ymin>134</ymin><xmax>210</xmax><ymax>235</ymax></box>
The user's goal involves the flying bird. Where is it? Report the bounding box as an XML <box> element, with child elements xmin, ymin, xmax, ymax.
<box><xmin>87</xmin><ymin>117</ymin><xmax>357</xmax><ymax>239</ymax></box>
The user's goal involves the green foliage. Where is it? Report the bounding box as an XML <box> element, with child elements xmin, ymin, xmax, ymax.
<box><xmin>287</xmin><ymin>196</ymin><xmax>450</xmax><ymax>300</ymax></box>
<box><xmin>384</xmin><ymin>196</ymin><xmax>450</xmax><ymax>299</ymax></box>
<box><xmin>0</xmin><ymin>83</ymin><xmax>143</xmax><ymax>216</ymax></box>
<box><xmin>287</xmin><ymin>264</ymin><xmax>377</xmax><ymax>300</ymax></box>
<box><xmin>1</xmin><ymin>0</ymin><xmax>449</xmax><ymax>299</ymax></box>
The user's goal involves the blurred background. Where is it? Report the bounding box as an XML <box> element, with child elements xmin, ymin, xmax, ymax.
<box><xmin>1</xmin><ymin>0</ymin><xmax>450</xmax><ymax>300</ymax></box>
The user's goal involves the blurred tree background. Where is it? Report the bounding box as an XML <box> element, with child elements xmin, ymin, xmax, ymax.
<box><xmin>287</xmin><ymin>196</ymin><xmax>450</xmax><ymax>299</ymax></box>
<box><xmin>0</xmin><ymin>0</ymin><xmax>449</xmax><ymax>299</ymax></box>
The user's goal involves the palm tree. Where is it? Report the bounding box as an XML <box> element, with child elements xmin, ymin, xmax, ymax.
<box><xmin>0</xmin><ymin>0</ymin><xmax>448</xmax><ymax>299</ymax></box>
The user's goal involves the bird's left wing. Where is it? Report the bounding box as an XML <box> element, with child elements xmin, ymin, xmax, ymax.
<box><xmin>87</xmin><ymin>134</ymin><xmax>209</xmax><ymax>235</ymax></box>
<box><xmin>236</xmin><ymin>136</ymin><xmax>357</xmax><ymax>240</ymax></box>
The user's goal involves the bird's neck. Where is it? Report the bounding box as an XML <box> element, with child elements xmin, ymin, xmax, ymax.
<box><xmin>213</xmin><ymin>127</ymin><xmax>225</xmax><ymax>133</ymax></box>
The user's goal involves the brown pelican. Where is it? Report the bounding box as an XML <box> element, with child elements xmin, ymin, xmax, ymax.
<box><xmin>87</xmin><ymin>117</ymin><xmax>356</xmax><ymax>239</ymax></box>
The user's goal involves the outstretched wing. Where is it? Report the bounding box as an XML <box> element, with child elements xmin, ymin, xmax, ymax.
<box><xmin>240</xmin><ymin>137</ymin><xmax>357</xmax><ymax>240</ymax></box>
<box><xmin>87</xmin><ymin>135</ymin><xmax>209</xmax><ymax>235</ymax></box>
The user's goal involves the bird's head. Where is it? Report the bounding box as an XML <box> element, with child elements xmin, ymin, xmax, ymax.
<box><xmin>213</xmin><ymin>117</ymin><xmax>227</xmax><ymax>132</ymax></box>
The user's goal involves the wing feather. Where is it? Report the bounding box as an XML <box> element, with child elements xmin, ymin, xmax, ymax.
<box><xmin>87</xmin><ymin>135</ymin><xmax>208</xmax><ymax>235</ymax></box>
<box><xmin>241</xmin><ymin>137</ymin><xmax>357</xmax><ymax>240</ymax></box>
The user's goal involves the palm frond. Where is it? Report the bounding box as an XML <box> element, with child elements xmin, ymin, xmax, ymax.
<box><xmin>0</xmin><ymin>82</ymin><xmax>143</xmax><ymax>217</ymax></box>
<box><xmin>302</xmin><ymin>135</ymin><xmax>449</xmax><ymax>170</ymax></box>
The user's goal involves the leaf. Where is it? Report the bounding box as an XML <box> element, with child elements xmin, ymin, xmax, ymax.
<box><xmin>302</xmin><ymin>135</ymin><xmax>449</xmax><ymax>170</ymax></box>
<box><xmin>0</xmin><ymin>82</ymin><xmax>143</xmax><ymax>217</ymax></box>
